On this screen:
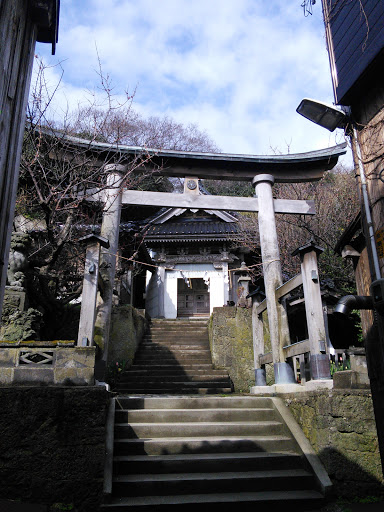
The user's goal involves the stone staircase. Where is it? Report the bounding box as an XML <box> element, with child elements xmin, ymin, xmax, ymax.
<box><xmin>114</xmin><ymin>319</ymin><xmax>233</xmax><ymax>394</ymax></box>
<box><xmin>102</xmin><ymin>395</ymin><xmax>329</xmax><ymax>510</ymax></box>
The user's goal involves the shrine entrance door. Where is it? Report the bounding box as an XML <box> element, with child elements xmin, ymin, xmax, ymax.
<box><xmin>177</xmin><ymin>278</ymin><xmax>210</xmax><ymax>317</ymax></box>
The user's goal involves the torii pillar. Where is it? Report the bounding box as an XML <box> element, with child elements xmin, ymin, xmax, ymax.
<box><xmin>94</xmin><ymin>163</ymin><xmax>126</xmax><ymax>373</ymax></box>
<box><xmin>253</xmin><ymin>174</ymin><xmax>296</xmax><ymax>384</ymax></box>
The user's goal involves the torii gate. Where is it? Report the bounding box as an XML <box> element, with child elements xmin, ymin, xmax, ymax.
<box><xmin>69</xmin><ymin>137</ymin><xmax>346</xmax><ymax>385</ymax></box>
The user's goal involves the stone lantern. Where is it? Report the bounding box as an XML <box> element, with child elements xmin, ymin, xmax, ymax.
<box><xmin>235</xmin><ymin>262</ymin><xmax>252</xmax><ymax>308</ymax></box>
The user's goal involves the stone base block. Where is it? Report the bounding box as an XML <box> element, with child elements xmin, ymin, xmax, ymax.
<box><xmin>0</xmin><ymin>368</ymin><xmax>14</xmax><ymax>385</ymax></box>
<box><xmin>305</xmin><ymin>379</ymin><xmax>333</xmax><ymax>391</ymax></box>
<box><xmin>333</xmin><ymin>370</ymin><xmax>370</xmax><ymax>389</ymax></box>
<box><xmin>250</xmin><ymin>383</ymin><xmax>306</xmax><ymax>395</ymax></box>
<box><xmin>13</xmin><ymin>367</ymin><xmax>54</xmax><ymax>385</ymax></box>
<box><xmin>274</xmin><ymin>383</ymin><xmax>306</xmax><ymax>394</ymax></box>
<box><xmin>250</xmin><ymin>385</ymin><xmax>276</xmax><ymax>395</ymax></box>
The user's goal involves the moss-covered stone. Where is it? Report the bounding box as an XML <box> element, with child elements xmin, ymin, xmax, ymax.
<box><xmin>108</xmin><ymin>305</ymin><xmax>148</xmax><ymax>365</ymax></box>
<box><xmin>284</xmin><ymin>389</ymin><xmax>384</xmax><ymax>497</ymax></box>
<box><xmin>209</xmin><ymin>306</ymin><xmax>254</xmax><ymax>392</ymax></box>
<box><xmin>0</xmin><ymin>307</ymin><xmax>43</xmax><ymax>340</ymax></box>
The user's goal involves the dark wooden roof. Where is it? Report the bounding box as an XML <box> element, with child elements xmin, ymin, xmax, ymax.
<box><xmin>323</xmin><ymin>0</ymin><xmax>384</xmax><ymax>105</ymax></box>
<box><xmin>41</xmin><ymin>128</ymin><xmax>347</xmax><ymax>183</ymax></box>
<box><xmin>144</xmin><ymin>218</ymin><xmax>238</xmax><ymax>243</ymax></box>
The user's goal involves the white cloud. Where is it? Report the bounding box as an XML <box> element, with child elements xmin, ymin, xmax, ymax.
<box><xmin>34</xmin><ymin>0</ymin><xmax>352</xmax><ymax>165</ymax></box>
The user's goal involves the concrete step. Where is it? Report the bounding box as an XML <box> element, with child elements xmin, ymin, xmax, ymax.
<box><xmin>139</xmin><ymin>342</ymin><xmax>209</xmax><ymax>349</ymax></box>
<box><xmin>102</xmin><ymin>490</ymin><xmax>324</xmax><ymax>510</ymax></box>
<box><xmin>119</xmin><ymin>369</ymin><xmax>229</xmax><ymax>378</ymax></box>
<box><xmin>127</xmin><ymin>360</ymin><xmax>213</xmax><ymax>373</ymax></box>
<box><xmin>114</xmin><ymin>387</ymin><xmax>233</xmax><ymax>395</ymax></box>
<box><xmin>146</xmin><ymin>327</ymin><xmax>209</xmax><ymax>333</ymax></box>
<box><xmin>115</xmin><ymin>396</ymin><xmax>275</xmax><ymax>409</ymax></box>
<box><xmin>115</xmin><ymin>382</ymin><xmax>232</xmax><ymax>392</ymax></box>
<box><xmin>115</xmin><ymin>407</ymin><xmax>275</xmax><ymax>423</ymax></box>
<box><xmin>134</xmin><ymin>349</ymin><xmax>212</xmax><ymax>358</ymax></box>
<box><xmin>117</xmin><ymin>378</ymin><xmax>230</xmax><ymax>385</ymax></box>
<box><xmin>143</xmin><ymin>340</ymin><xmax>209</xmax><ymax>346</ymax></box>
<box><xmin>118</xmin><ymin>375</ymin><xmax>230</xmax><ymax>384</ymax></box>
<box><xmin>112</xmin><ymin>468</ymin><xmax>315</xmax><ymax>496</ymax></box>
<box><xmin>122</xmin><ymin>368</ymin><xmax>221</xmax><ymax>378</ymax></box>
<box><xmin>113</xmin><ymin>451</ymin><xmax>303</xmax><ymax>474</ymax></box>
<box><xmin>133</xmin><ymin>357</ymin><xmax>213</xmax><ymax>364</ymax></box>
<box><xmin>121</xmin><ymin>319</ymin><xmax>229</xmax><ymax>396</ymax></box>
<box><xmin>114</xmin><ymin>421</ymin><xmax>285</xmax><ymax>439</ymax></box>
<box><xmin>142</xmin><ymin>339</ymin><xmax>209</xmax><ymax>346</ymax></box>
<box><xmin>150</xmin><ymin>318</ymin><xmax>209</xmax><ymax>329</ymax></box>
<box><xmin>142</xmin><ymin>332</ymin><xmax>209</xmax><ymax>338</ymax></box>
<box><xmin>104</xmin><ymin>394</ymin><xmax>329</xmax><ymax>511</ymax></box>
<box><xmin>114</xmin><ymin>435</ymin><xmax>297</xmax><ymax>455</ymax></box>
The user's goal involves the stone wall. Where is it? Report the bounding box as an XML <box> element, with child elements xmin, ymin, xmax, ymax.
<box><xmin>209</xmin><ymin>306</ymin><xmax>254</xmax><ymax>392</ymax></box>
<box><xmin>284</xmin><ymin>389</ymin><xmax>384</xmax><ymax>497</ymax></box>
<box><xmin>0</xmin><ymin>386</ymin><xmax>109</xmax><ymax>511</ymax></box>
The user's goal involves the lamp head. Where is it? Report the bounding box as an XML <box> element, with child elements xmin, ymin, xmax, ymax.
<box><xmin>296</xmin><ymin>98</ymin><xmax>349</xmax><ymax>132</ymax></box>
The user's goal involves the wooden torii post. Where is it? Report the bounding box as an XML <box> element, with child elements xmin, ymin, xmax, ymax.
<box><xmin>253</xmin><ymin>174</ymin><xmax>293</xmax><ymax>384</ymax></box>
<box><xmin>56</xmin><ymin>135</ymin><xmax>346</xmax><ymax>384</ymax></box>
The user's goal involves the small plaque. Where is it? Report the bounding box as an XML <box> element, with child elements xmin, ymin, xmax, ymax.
<box><xmin>375</xmin><ymin>228</ymin><xmax>384</xmax><ymax>259</ymax></box>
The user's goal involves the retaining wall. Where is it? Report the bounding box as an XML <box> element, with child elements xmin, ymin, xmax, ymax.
<box><xmin>284</xmin><ymin>389</ymin><xmax>384</xmax><ymax>497</ymax></box>
<box><xmin>0</xmin><ymin>386</ymin><xmax>109</xmax><ymax>511</ymax></box>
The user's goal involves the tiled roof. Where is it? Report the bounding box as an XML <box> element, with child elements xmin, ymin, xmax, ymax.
<box><xmin>144</xmin><ymin>220</ymin><xmax>238</xmax><ymax>243</ymax></box>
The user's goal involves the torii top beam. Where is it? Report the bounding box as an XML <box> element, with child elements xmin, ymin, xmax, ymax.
<box><xmin>46</xmin><ymin>129</ymin><xmax>347</xmax><ymax>183</ymax></box>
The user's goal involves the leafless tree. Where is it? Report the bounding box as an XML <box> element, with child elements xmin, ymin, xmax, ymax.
<box><xmin>231</xmin><ymin>165</ymin><xmax>360</xmax><ymax>292</ymax></box>
<box><xmin>13</xmin><ymin>58</ymin><xmax>218</xmax><ymax>338</ymax></box>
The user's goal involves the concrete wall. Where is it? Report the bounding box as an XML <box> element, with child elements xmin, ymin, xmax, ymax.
<box><xmin>209</xmin><ymin>306</ymin><xmax>254</xmax><ymax>392</ymax></box>
<box><xmin>284</xmin><ymin>389</ymin><xmax>384</xmax><ymax>497</ymax></box>
<box><xmin>0</xmin><ymin>386</ymin><xmax>109</xmax><ymax>511</ymax></box>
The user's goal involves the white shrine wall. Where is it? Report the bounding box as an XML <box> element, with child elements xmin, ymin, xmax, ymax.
<box><xmin>145</xmin><ymin>263</ymin><xmax>228</xmax><ymax>319</ymax></box>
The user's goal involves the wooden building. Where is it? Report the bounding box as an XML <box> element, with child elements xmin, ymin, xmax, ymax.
<box><xmin>322</xmin><ymin>0</ymin><xmax>384</xmax><ymax>281</ymax></box>
<box><xmin>143</xmin><ymin>179</ymin><xmax>246</xmax><ymax>319</ymax></box>
<box><xmin>322</xmin><ymin>0</ymin><xmax>384</xmax><ymax>468</ymax></box>
<box><xmin>0</xmin><ymin>0</ymin><xmax>60</xmax><ymax>315</ymax></box>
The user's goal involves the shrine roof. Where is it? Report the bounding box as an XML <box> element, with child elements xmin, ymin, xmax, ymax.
<box><xmin>144</xmin><ymin>219</ymin><xmax>238</xmax><ymax>243</ymax></box>
<box><xmin>42</xmin><ymin>127</ymin><xmax>347</xmax><ymax>183</ymax></box>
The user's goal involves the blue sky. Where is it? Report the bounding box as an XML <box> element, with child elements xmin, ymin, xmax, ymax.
<box><xmin>34</xmin><ymin>0</ymin><xmax>351</xmax><ymax>164</ymax></box>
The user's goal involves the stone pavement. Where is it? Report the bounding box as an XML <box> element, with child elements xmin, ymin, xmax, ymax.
<box><xmin>2</xmin><ymin>497</ymin><xmax>384</xmax><ymax>511</ymax></box>
<box><xmin>0</xmin><ymin>501</ymin><xmax>47</xmax><ymax>511</ymax></box>
<box><xmin>317</xmin><ymin>499</ymin><xmax>384</xmax><ymax>512</ymax></box>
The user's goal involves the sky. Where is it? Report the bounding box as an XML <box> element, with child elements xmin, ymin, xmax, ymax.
<box><xmin>34</xmin><ymin>0</ymin><xmax>352</xmax><ymax>165</ymax></box>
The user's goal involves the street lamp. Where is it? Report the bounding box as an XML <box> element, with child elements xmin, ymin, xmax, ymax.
<box><xmin>297</xmin><ymin>97</ymin><xmax>384</xmax><ymax>472</ymax></box>
<box><xmin>296</xmin><ymin>97</ymin><xmax>381</xmax><ymax>281</ymax></box>
<box><xmin>296</xmin><ymin>98</ymin><xmax>349</xmax><ymax>132</ymax></box>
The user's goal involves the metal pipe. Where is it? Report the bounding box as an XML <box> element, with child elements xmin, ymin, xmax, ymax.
<box><xmin>334</xmin><ymin>294</ymin><xmax>373</xmax><ymax>317</ymax></box>
<box><xmin>352</xmin><ymin>127</ymin><xmax>381</xmax><ymax>281</ymax></box>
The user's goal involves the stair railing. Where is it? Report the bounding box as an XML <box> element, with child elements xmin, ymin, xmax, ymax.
<box><xmin>103</xmin><ymin>397</ymin><xmax>116</xmax><ymax>496</ymax></box>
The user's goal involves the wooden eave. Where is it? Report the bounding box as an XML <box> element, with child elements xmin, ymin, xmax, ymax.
<box><xmin>30</xmin><ymin>0</ymin><xmax>60</xmax><ymax>53</ymax></box>
<box><xmin>334</xmin><ymin>212</ymin><xmax>364</xmax><ymax>255</ymax></box>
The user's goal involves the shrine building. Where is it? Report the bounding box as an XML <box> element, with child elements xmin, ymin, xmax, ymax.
<box><xmin>143</xmin><ymin>178</ymin><xmax>244</xmax><ymax>319</ymax></box>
